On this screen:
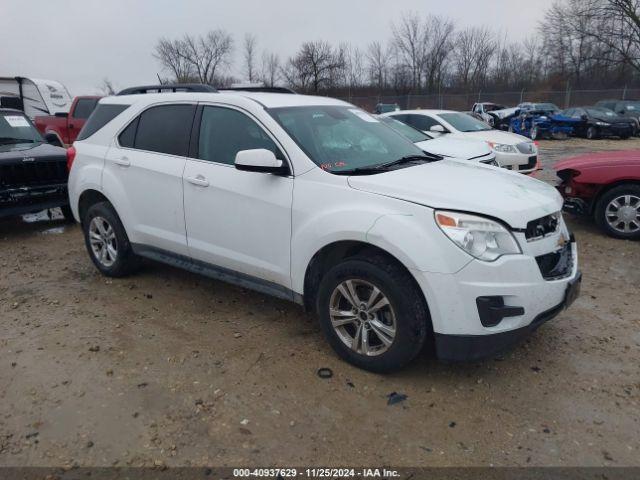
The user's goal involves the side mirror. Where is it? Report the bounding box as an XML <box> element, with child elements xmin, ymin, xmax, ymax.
<box><xmin>55</xmin><ymin>112</ymin><xmax>68</xmax><ymax>118</ymax></box>
<box><xmin>429</xmin><ymin>125</ymin><xmax>447</xmax><ymax>134</ymax></box>
<box><xmin>581</xmin><ymin>114</ymin><xmax>588</xmax><ymax>121</ymax></box>
<box><xmin>235</xmin><ymin>149</ymin><xmax>289</xmax><ymax>175</ymax></box>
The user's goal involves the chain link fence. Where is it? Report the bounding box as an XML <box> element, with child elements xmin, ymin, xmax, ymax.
<box><xmin>338</xmin><ymin>88</ymin><xmax>640</xmax><ymax>112</ymax></box>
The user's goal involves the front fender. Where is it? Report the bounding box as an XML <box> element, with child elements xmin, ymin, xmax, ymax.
<box><xmin>290</xmin><ymin>194</ymin><xmax>472</xmax><ymax>294</ymax></box>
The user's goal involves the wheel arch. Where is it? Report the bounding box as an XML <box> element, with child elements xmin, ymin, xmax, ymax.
<box><xmin>302</xmin><ymin>240</ymin><xmax>430</xmax><ymax>323</ymax></box>
<box><xmin>77</xmin><ymin>189</ymin><xmax>113</xmax><ymax>225</ymax></box>
<box><xmin>590</xmin><ymin>180</ymin><xmax>640</xmax><ymax>215</ymax></box>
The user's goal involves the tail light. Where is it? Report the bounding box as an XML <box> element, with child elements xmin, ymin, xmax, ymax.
<box><xmin>66</xmin><ymin>146</ymin><xmax>76</xmax><ymax>172</ymax></box>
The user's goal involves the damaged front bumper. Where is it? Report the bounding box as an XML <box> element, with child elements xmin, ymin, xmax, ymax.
<box><xmin>0</xmin><ymin>184</ymin><xmax>69</xmax><ymax>218</ymax></box>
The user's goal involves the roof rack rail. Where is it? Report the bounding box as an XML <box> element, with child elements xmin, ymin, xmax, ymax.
<box><xmin>117</xmin><ymin>84</ymin><xmax>217</xmax><ymax>96</ymax></box>
<box><xmin>220</xmin><ymin>86</ymin><xmax>296</xmax><ymax>94</ymax></box>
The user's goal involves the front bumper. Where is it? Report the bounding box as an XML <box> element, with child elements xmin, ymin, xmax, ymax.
<box><xmin>412</xmin><ymin>230</ymin><xmax>580</xmax><ymax>361</ymax></box>
<box><xmin>0</xmin><ymin>184</ymin><xmax>68</xmax><ymax>218</ymax></box>
<box><xmin>435</xmin><ymin>271</ymin><xmax>581</xmax><ymax>361</ymax></box>
<box><xmin>598</xmin><ymin>124</ymin><xmax>633</xmax><ymax>137</ymax></box>
<box><xmin>495</xmin><ymin>151</ymin><xmax>537</xmax><ymax>173</ymax></box>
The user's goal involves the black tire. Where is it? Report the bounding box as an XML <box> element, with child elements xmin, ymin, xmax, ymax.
<box><xmin>82</xmin><ymin>201</ymin><xmax>141</xmax><ymax>277</ymax></box>
<box><xmin>316</xmin><ymin>255</ymin><xmax>429</xmax><ymax>373</ymax></box>
<box><xmin>594</xmin><ymin>184</ymin><xmax>640</xmax><ymax>240</ymax></box>
<box><xmin>586</xmin><ymin>126</ymin><xmax>598</xmax><ymax>140</ymax></box>
<box><xmin>60</xmin><ymin>205</ymin><xmax>75</xmax><ymax>223</ymax></box>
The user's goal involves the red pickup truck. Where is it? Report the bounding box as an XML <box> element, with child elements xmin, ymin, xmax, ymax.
<box><xmin>35</xmin><ymin>96</ymin><xmax>101</xmax><ymax>147</ymax></box>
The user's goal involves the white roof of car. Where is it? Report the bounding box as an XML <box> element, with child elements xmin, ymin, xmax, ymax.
<box><xmin>101</xmin><ymin>91</ymin><xmax>351</xmax><ymax>109</ymax></box>
<box><xmin>388</xmin><ymin>109</ymin><xmax>456</xmax><ymax>115</ymax></box>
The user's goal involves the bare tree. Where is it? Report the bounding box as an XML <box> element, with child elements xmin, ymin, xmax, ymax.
<box><xmin>243</xmin><ymin>33</ymin><xmax>258</xmax><ymax>82</ymax></box>
<box><xmin>260</xmin><ymin>52</ymin><xmax>281</xmax><ymax>87</ymax></box>
<box><xmin>422</xmin><ymin>15</ymin><xmax>455</xmax><ymax>93</ymax></box>
<box><xmin>283</xmin><ymin>41</ymin><xmax>344</xmax><ymax>92</ymax></box>
<box><xmin>98</xmin><ymin>78</ymin><xmax>117</xmax><ymax>96</ymax></box>
<box><xmin>366</xmin><ymin>41</ymin><xmax>391</xmax><ymax>90</ymax></box>
<box><xmin>154</xmin><ymin>30</ymin><xmax>233</xmax><ymax>85</ymax></box>
<box><xmin>452</xmin><ymin>26</ymin><xmax>496</xmax><ymax>90</ymax></box>
<box><xmin>391</xmin><ymin>12</ymin><xmax>427</xmax><ymax>90</ymax></box>
<box><xmin>154</xmin><ymin>37</ymin><xmax>195</xmax><ymax>82</ymax></box>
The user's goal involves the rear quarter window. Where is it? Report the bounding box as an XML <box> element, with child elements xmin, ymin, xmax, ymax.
<box><xmin>77</xmin><ymin>104</ymin><xmax>130</xmax><ymax>141</ymax></box>
<box><xmin>72</xmin><ymin>98</ymin><xmax>99</xmax><ymax>119</ymax></box>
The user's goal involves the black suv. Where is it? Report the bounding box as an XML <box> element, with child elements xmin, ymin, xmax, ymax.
<box><xmin>0</xmin><ymin>108</ymin><xmax>72</xmax><ymax>219</ymax></box>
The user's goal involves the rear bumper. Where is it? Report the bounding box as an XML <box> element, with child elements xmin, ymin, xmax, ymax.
<box><xmin>435</xmin><ymin>271</ymin><xmax>582</xmax><ymax>361</ymax></box>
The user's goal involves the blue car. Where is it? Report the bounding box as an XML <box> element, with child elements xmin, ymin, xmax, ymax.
<box><xmin>509</xmin><ymin>103</ymin><xmax>580</xmax><ymax>140</ymax></box>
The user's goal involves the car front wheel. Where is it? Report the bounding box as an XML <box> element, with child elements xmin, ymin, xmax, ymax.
<box><xmin>316</xmin><ymin>255</ymin><xmax>429</xmax><ymax>372</ymax></box>
<box><xmin>594</xmin><ymin>185</ymin><xmax>640</xmax><ymax>240</ymax></box>
<box><xmin>586</xmin><ymin>126</ymin><xmax>599</xmax><ymax>140</ymax></box>
<box><xmin>83</xmin><ymin>201</ymin><xmax>141</xmax><ymax>276</ymax></box>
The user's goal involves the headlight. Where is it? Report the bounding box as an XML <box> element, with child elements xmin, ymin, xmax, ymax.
<box><xmin>595</xmin><ymin>121</ymin><xmax>610</xmax><ymax>127</ymax></box>
<box><xmin>487</xmin><ymin>142</ymin><xmax>516</xmax><ymax>153</ymax></box>
<box><xmin>435</xmin><ymin>211</ymin><xmax>522</xmax><ymax>262</ymax></box>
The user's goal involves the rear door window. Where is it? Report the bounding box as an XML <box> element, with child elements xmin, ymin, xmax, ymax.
<box><xmin>133</xmin><ymin>104</ymin><xmax>196</xmax><ymax>156</ymax></box>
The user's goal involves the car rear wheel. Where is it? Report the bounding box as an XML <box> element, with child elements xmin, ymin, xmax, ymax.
<box><xmin>83</xmin><ymin>201</ymin><xmax>141</xmax><ymax>276</ymax></box>
<box><xmin>316</xmin><ymin>255</ymin><xmax>429</xmax><ymax>372</ymax></box>
<box><xmin>594</xmin><ymin>185</ymin><xmax>640</xmax><ymax>240</ymax></box>
<box><xmin>586</xmin><ymin>126</ymin><xmax>599</xmax><ymax>140</ymax></box>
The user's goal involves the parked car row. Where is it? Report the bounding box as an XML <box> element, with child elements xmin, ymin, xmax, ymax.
<box><xmin>472</xmin><ymin>100</ymin><xmax>637</xmax><ymax>140</ymax></box>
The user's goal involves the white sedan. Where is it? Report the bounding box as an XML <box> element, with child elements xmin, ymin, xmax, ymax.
<box><xmin>378</xmin><ymin>116</ymin><xmax>499</xmax><ymax>166</ymax></box>
<box><xmin>382</xmin><ymin>110</ymin><xmax>539</xmax><ymax>174</ymax></box>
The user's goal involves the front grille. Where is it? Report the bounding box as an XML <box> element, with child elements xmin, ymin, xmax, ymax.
<box><xmin>0</xmin><ymin>160</ymin><xmax>68</xmax><ymax>189</ymax></box>
<box><xmin>536</xmin><ymin>242</ymin><xmax>573</xmax><ymax>280</ymax></box>
<box><xmin>516</xmin><ymin>142</ymin><xmax>536</xmax><ymax>154</ymax></box>
<box><xmin>525</xmin><ymin>212</ymin><xmax>561</xmax><ymax>241</ymax></box>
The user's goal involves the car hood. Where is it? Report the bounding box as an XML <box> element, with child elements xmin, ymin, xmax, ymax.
<box><xmin>491</xmin><ymin>107</ymin><xmax>519</xmax><ymax>119</ymax></box>
<box><xmin>0</xmin><ymin>141</ymin><xmax>66</xmax><ymax>161</ymax></box>
<box><xmin>451</xmin><ymin>129</ymin><xmax>530</xmax><ymax>145</ymax></box>
<box><xmin>348</xmin><ymin>160</ymin><xmax>562</xmax><ymax>228</ymax></box>
<box><xmin>591</xmin><ymin>114</ymin><xmax>631</xmax><ymax>124</ymax></box>
<box><xmin>554</xmin><ymin>150</ymin><xmax>640</xmax><ymax>171</ymax></box>
<box><xmin>414</xmin><ymin>137</ymin><xmax>491</xmax><ymax>160</ymax></box>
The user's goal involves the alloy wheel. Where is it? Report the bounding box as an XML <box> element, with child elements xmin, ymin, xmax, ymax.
<box><xmin>329</xmin><ymin>279</ymin><xmax>397</xmax><ymax>357</ymax></box>
<box><xmin>89</xmin><ymin>216</ymin><xmax>118</xmax><ymax>267</ymax></box>
<box><xmin>605</xmin><ymin>194</ymin><xmax>640</xmax><ymax>234</ymax></box>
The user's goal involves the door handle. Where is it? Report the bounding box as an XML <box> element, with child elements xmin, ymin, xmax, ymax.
<box><xmin>186</xmin><ymin>175</ymin><xmax>209</xmax><ymax>187</ymax></box>
<box><xmin>113</xmin><ymin>156</ymin><xmax>130</xmax><ymax>167</ymax></box>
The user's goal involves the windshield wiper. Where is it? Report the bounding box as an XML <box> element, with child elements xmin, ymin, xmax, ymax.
<box><xmin>332</xmin><ymin>154</ymin><xmax>440</xmax><ymax>175</ymax></box>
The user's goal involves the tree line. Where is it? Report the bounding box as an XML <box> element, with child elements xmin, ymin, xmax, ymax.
<box><xmin>152</xmin><ymin>0</ymin><xmax>640</xmax><ymax>96</ymax></box>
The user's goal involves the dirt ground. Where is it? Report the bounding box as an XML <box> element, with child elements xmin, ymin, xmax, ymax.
<box><xmin>1</xmin><ymin>137</ymin><xmax>639</xmax><ymax>468</ymax></box>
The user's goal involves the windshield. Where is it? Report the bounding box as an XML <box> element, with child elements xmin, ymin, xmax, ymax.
<box><xmin>379</xmin><ymin>116</ymin><xmax>430</xmax><ymax>143</ymax></box>
<box><xmin>533</xmin><ymin>103</ymin><xmax>559</xmax><ymax>112</ymax></box>
<box><xmin>438</xmin><ymin>113</ymin><xmax>492</xmax><ymax>132</ymax></box>
<box><xmin>0</xmin><ymin>112</ymin><xmax>43</xmax><ymax>144</ymax></box>
<box><xmin>268</xmin><ymin>106</ymin><xmax>425</xmax><ymax>173</ymax></box>
<box><xmin>623</xmin><ymin>102</ymin><xmax>640</xmax><ymax>111</ymax></box>
<box><xmin>586</xmin><ymin>107</ymin><xmax>616</xmax><ymax>117</ymax></box>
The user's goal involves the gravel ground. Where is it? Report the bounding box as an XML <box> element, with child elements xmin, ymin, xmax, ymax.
<box><xmin>1</xmin><ymin>138</ymin><xmax>639</xmax><ymax>468</ymax></box>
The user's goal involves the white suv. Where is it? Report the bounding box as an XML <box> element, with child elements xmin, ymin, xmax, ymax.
<box><xmin>68</xmin><ymin>87</ymin><xmax>581</xmax><ymax>372</ymax></box>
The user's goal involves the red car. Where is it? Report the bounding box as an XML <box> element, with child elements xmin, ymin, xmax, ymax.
<box><xmin>34</xmin><ymin>96</ymin><xmax>101</xmax><ymax>147</ymax></box>
<box><xmin>555</xmin><ymin>150</ymin><xmax>640</xmax><ymax>240</ymax></box>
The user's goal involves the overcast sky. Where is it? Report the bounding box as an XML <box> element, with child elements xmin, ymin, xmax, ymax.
<box><xmin>2</xmin><ymin>0</ymin><xmax>555</xmax><ymax>95</ymax></box>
